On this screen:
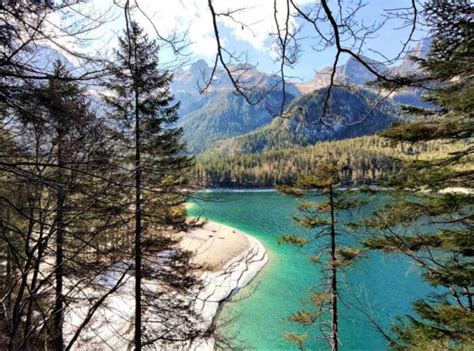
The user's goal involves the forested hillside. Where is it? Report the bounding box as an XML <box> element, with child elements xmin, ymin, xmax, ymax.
<box><xmin>192</xmin><ymin>135</ymin><xmax>464</xmax><ymax>188</ymax></box>
<box><xmin>206</xmin><ymin>86</ymin><xmax>398</xmax><ymax>156</ymax></box>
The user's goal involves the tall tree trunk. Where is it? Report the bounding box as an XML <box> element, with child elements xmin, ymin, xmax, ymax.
<box><xmin>8</xmin><ymin>207</ymin><xmax>36</xmax><ymax>350</ymax></box>
<box><xmin>53</xmin><ymin>128</ymin><xmax>65</xmax><ymax>350</ymax></box>
<box><xmin>133</xmin><ymin>80</ymin><xmax>142</xmax><ymax>351</ymax></box>
<box><xmin>329</xmin><ymin>185</ymin><xmax>338</xmax><ymax>351</ymax></box>
<box><xmin>23</xmin><ymin>220</ymin><xmax>47</xmax><ymax>347</ymax></box>
<box><xmin>5</xmin><ymin>211</ymin><xmax>12</xmax><ymax>313</ymax></box>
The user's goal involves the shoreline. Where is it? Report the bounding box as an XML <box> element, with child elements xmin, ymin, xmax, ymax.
<box><xmin>195</xmin><ymin>186</ymin><xmax>473</xmax><ymax>194</ymax></box>
<box><xmin>180</xmin><ymin>221</ymin><xmax>252</xmax><ymax>272</ymax></box>
<box><xmin>63</xmin><ymin>221</ymin><xmax>268</xmax><ymax>350</ymax></box>
<box><xmin>182</xmin><ymin>221</ymin><xmax>269</xmax><ymax>350</ymax></box>
<box><xmin>193</xmin><ymin>185</ymin><xmax>390</xmax><ymax>192</ymax></box>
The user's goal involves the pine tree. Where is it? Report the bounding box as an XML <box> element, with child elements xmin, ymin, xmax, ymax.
<box><xmin>105</xmin><ymin>19</ymin><xmax>193</xmax><ymax>349</ymax></box>
<box><xmin>0</xmin><ymin>58</ymin><xmax>125</xmax><ymax>349</ymax></box>
<box><xmin>29</xmin><ymin>62</ymin><xmax>124</xmax><ymax>349</ymax></box>
<box><xmin>364</xmin><ymin>1</ymin><xmax>474</xmax><ymax>349</ymax></box>
<box><xmin>277</xmin><ymin>162</ymin><xmax>363</xmax><ymax>351</ymax></box>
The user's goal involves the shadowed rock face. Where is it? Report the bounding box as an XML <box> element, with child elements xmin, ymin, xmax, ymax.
<box><xmin>337</xmin><ymin>55</ymin><xmax>388</xmax><ymax>84</ymax></box>
<box><xmin>177</xmin><ymin>89</ymin><xmax>297</xmax><ymax>154</ymax></box>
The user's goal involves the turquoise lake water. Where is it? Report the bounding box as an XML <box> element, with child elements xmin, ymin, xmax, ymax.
<box><xmin>188</xmin><ymin>191</ymin><xmax>432</xmax><ymax>350</ymax></box>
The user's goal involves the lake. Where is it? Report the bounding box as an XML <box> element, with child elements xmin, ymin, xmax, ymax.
<box><xmin>188</xmin><ymin>191</ymin><xmax>432</xmax><ymax>350</ymax></box>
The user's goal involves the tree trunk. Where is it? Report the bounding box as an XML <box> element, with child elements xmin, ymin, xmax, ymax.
<box><xmin>23</xmin><ymin>220</ymin><xmax>47</xmax><ymax>347</ymax></box>
<box><xmin>133</xmin><ymin>77</ymin><xmax>142</xmax><ymax>351</ymax></box>
<box><xmin>53</xmin><ymin>128</ymin><xmax>65</xmax><ymax>350</ymax></box>
<box><xmin>8</xmin><ymin>209</ymin><xmax>36</xmax><ymax>350</ymax></box>
<box><xmin>329</xmin><ymin>185</ymin><xmax>338</xmax><ymax>351</ymax></box>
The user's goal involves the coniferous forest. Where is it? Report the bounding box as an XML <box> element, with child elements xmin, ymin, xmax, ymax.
<box><xmin>0</xmin><ymin>1</ymin><xmax>472</xmax><ymax>350</ymax></box>
<box><xmin>192</xmin><ymin>135</ymin><xmax>467</xmax><ymax>188</ymax></box>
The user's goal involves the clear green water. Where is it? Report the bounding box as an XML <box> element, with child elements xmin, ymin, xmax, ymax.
<box><xmin>188</xmin><ymin>191</ymin><xmax>432</xmax><ymax>350</ymax></box>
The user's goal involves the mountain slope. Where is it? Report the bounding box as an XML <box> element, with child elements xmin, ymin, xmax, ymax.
<box><xmin>172</xmin><ymin>60</ymin><xmax>300</xmax><ymax>153</ymax></box>
<box><xmin>178</xmin><ymin>90</ymin><xmax>297</xmax><ymax>153</ymax></box>
<box><xmin>173</xmin><ymin>42</ymin><xmax>431</xmax><ymax>155</ymax></box>
<box><xmin>207</xmin><ymin>86</ymin><xmax>398</xmax><ymax>156</ymax></box>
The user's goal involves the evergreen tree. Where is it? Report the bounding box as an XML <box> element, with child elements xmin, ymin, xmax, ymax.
<box><xmin>0</xmin><ymin>59</ymin><xmax>125</xmax><ymax>349</ymax></box>
<box><xmin>277</xmin><ymin>163</ymin><xmax>363</xmax><ymax>351</ymax></box>
<box><xmin>364</xmin><ymin>1</ymin><xmax>473</xmax><ymax>349</ymax></box>
<box><xmin>192</xmin><ymin>135</ymin><xmax>462</xmax><ymax>188</ymax></box>
<box><xmin>105</xmin><ymin>19</ymin><xmax>194</xmax><ymax>349</ymax></box>
<box><xmin>27</xmin><ymin>63</ymin><xmax>126</xmax><ymax>349</ymax></box>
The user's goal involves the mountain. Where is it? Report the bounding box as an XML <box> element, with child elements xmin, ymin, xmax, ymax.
<box><xmin>172</xmin><ymin>59</ymin><xmax>221</xmax><ymax>93</ymax></box>
<box><xmin>296</xmin><ymin>56</ymin><xmax>388</xmax><ymax>94</ymax></box>
<box><xmin>23</xmin><ymin>45</ymin><xmax>74</xmax><ymax>73</ymax></box>
<box><xmin>295</xmin><ymin>40</ymin><xmax>432</xmax><ymax>106</ymax></box>
<box><xmin>177</xmin><ymin>90</ymin><xmax>296</xmax><ymax>153</ymax></box>
<box><xmin>388</xmin><ymin>38</ymin><xmax>433</xmax><ymax>108</ymax></box>
<box><xmin>172</xmin><ymin>60</ymin><xmax>300</xmax><ymax>153</ymax></box>
<box><xmin>173</xmin><ymin>40</ymin><xmax>431</xmax><ymax>155</ymax></box>
<box><xmin>206</xmin><ymin>86</ymin><xmax>398</xmax><ymax>156</ymax></box>
<box><xmin>389</xmin><ymin>39</ymin><xmax>431</xmax><ymax>76</ymax></box>
<box><xmin>172</xmin><ymin>59</ymin><xmax>300</xmax><ymax>96</ymax></box>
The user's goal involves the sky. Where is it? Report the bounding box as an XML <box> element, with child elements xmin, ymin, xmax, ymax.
<box><xmin>57</xmin><ymin>0</ymin><xmax>427</xmax><ymax>81</ymax></box>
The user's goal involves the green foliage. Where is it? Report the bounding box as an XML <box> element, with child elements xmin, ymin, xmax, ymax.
<box><xmin>276</xmin><ymin>184</ymin><xmax>306</xmax><ymax>197</ymax></box>
<box><xmin>392</xmin><ymin>302</ymin><xmax>474</xmax><ymax>350</ymax></box>
<box><xmin>277</xmin><ymin>235</ymin><xmax>309</xmax><ymax>246</ymax></box>
<box><xmin>106</xmin><ymin>21</ymin><xmax>192</xmax><ymax>245</ymax></box>
<box><xmin>293</xmin><ymin>214</ymin><xmax>332</xmax><ymax>229</ymax></box>
<box><xmin>289</xmin><ymin>311</ymin><xmax>320</xmax><ymax>325</ymax></box>
<box><xmin>296</xmin><ymin>164</ymin><xmax>340</xmax><ymax>189</ymax></box>
<box><xmin>309</xmin><ymin>293</ymin><xmax>332</xmax><ymax>305</ymax></box>
<box><xmin>284</xmin><ymin>332</ymin><xmax>308</xmax><ymax>349</ymax></box>
<box><xmin>380</xmin><ymin>119</ymin><xmax>473</xmax><ymax>143</ymax></box>
<box><xmin>191</xmin><ymin>135</ymin><xmax>463</xmax><ymax>188</ymax></box>
<box><xmin>364</xmin><ymin>1</ymin><xmax>474</xmax><ymax>348</ymax></box>
<box><xmin>335</xmin><ymin>248</ymin><xmax>362</xmax><ymax>267</ymax></box>
<box><xmin>277</xmin><ymin>163</ymin><xmax>367</xmax><ymax>349</ymax></box>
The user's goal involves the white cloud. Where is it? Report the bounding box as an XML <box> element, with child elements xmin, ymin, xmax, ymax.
<box><xmin>46</xmin><ymin>0</ymin><xmax>314</xmax><ymax>62</ymax></box>
<box><xmin>212</xmin><ymin>0</ymin><xmax>309</xmax><ymax>50</ymax></box>
<box><xmin>79</xmin><ymin>0</ymin><xmax>313</xmax><ymax>58</ymax></box>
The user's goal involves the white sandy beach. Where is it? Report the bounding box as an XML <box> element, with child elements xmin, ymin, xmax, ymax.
<box><xmin>180</xmin><ymin>221</ymin><xmax>251</xmax><ymax>271</ymax></box>
<box><xmin>183</xmin><ymin>222</ymin><xmax>268</xmax><ymax>350</ymax></box>
<box><xmin>64</xmin><ymin>221</ymin><xmax>268</xmax><ymax>350</ymax></box>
